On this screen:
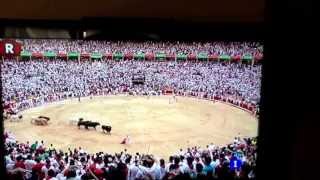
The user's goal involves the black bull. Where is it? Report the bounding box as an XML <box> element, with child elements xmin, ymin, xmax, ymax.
<box><xmin>38</xmin><ymin>116</ymin><xmax>50</xmax><ymax>121</ymax></box>
<box><xmin>77</xmin><ymin>121</ymin><xmax>100</xmax><ymax>130</ymax></box>
<box><xmin>101</xmin><ymin>125</ymin><xmax>112</xmax><ymax>134</ymax></box>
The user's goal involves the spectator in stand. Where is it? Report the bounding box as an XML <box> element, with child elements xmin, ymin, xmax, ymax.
<box><xmin>2</xmin><ymin>60</ymin><xmax>261</xmax><ymax>113</ymax></box>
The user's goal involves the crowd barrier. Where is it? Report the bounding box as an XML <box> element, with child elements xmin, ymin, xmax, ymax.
<box><xmin>4</xmin><ymin>89</ymin><xmax>258</xmax><ymax>117</ymax></box>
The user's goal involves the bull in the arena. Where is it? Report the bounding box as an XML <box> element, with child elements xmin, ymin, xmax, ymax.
<box><xmin>38</xmin><ymin>116</ymin><xmax>50</xmax><ymax>121</ymax></box>
<box><xmin>31</xmin><ymin>116</ymin><xmax>50</xmax><ymax>125</ymax></box>
<box><xmin>77</xmin><ymin>119</ymin><xmax>100</xmax><ymax>130</ymax></box>
<box><xmin>85</xmin><ymin>122</ymin><xmax>100</xmax><ymax>130</ymax></box>
<box><xmin>101</xmin><ymin>125</ymin><xmax>112</xmax><ymax>134</ymax></box>
<box><xmin>77</xmin><ymin>119</ymin><xmax>91</xmax><ymax>129</ymax></box>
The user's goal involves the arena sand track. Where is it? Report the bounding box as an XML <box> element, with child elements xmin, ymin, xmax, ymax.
<box><xmin>4</xmin><ymin>95</ymin><xmax>257</xmax><ymax>159</ymax></box>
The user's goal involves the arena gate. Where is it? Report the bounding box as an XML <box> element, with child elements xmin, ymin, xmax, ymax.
<box><xmin>132</xmin><ymin>74</ymin><xmax>145</xmax><ymax>85</ymax></box>
<box><xmin>163</xmin><ymin>87</ymin><xmax>173</xmax><ymax>95</ymax></box>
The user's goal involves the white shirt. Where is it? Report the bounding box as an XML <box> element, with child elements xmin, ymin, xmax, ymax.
<box><xmin>208</xmin><ymin>144</ymin><xmax>215</xmax><ymax>151</ymax></box>
<box><xmin>48</xmin><ymin>177</ymin><xmax>58</xmax><ymax>180</ymax></box>
<box><xmin>154</xmin><ymin>165</ymin><xmax>163</xmax><ymax>180</ymax></box>
<box><xmin>178</xmin><ymin>161</ymin><xmax>189</xmax><ymax>174</ymax></box>
<box><xmin>5</xmin><ymin>155</ymin><xmax>14</xmax><ymax>165</ymax></box>
<box><xmin>6</xmin><ymin>163</ymin><xmax>15</xmax><ymax>171</ymax></box>
<box><xmin>128</xmin><ymin>164</ymin><xmax>139</xmax><ymax>180</ymax></box>
<box><xmin>165</xmin><ymin>162</ymin><xmax>172</xmax><ymax>172</ymax></box>
<box><xmin>42</xmin><ymin>165</ymin><xmax>50</xmax><ymax>177</ymax></box>
<box><xmin>79</xmin><ymin>149</ymin><xmax>84</xmax><ymax>154</ymax></box>
<box><xmin>24</xmin><ymin>159</ymin><xmax>36</xmax><ymax>170</ymax></box>
<box><xmin>56</xmin><ymin>173</ymin><xmax>67</xmax><ymax>180</ymax></box>
<box><xmin>136</xmin><ymin>164</ymin><xmax>157</xmax><ymax>180</ymax></box>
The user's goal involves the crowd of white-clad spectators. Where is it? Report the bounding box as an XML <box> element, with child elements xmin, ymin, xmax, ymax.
<box><xmin>4</xmin><ymin>131</ymin><xmax>257</xmax><ymax>180</ymax></box>
<box><xmin>19</xmin><ymin>40</ymin><xmax>263</xmax><ymax>56</ymax></box>
<box><xmin>1</xmin><ymin>60</ymin><xmax>261</xmax><ymax>113</ymax></box>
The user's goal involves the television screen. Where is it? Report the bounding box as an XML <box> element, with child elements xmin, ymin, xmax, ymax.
<box><xmin>1</xmin><ymin>39</ymin><xmax>263</xmax><ymax>179</ymax></box>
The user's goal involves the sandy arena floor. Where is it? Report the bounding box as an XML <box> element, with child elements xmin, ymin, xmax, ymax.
<box><xmin>4</xmin><ymin>95</ymin><xmax>258</xmax><ymax>159</ymax></box>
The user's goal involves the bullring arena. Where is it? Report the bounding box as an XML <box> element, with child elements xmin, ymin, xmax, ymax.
<box><xmin>4</xmin><ymin>95</ymin><xmax>257</xmax><ymax>159</ymax></box>
<box><xmin>2</xmin><ymin>40</ymin><xmax>262</xmax><ymax>179</ymax></box>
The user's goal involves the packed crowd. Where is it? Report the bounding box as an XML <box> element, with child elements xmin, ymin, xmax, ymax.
<box><xmin>4</xmin><ymin>131</ymin><xmax>257</xmax><ymax>180</ymax></box>
<box><xmin>20</xmin><ymin>40</ymin><xmax>263</xmax><ymax>56</ymax></box>
<box><xmin>1</xmin><ymin>60</ymin><xmax>261</xmax><ymax>112</ymax></box>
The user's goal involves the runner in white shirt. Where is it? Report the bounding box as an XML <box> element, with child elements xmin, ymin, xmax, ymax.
<box><xmin>24</xmin><ymin>155</ymin><xmax>36</xmax><ymax>171</ymax></box>
<box><xmin>56</xmin><ymin>173</ymin><xmax>67</xmax><ymax>180</ymax></box>
<box><xmin>136</xmin><ymin>163</ymin><xmax>157</xmax><ymax>180</ymax></box>
<box><xmin>127</xmin><ymin>160</ymin><xmax>139</xmax><ymax>180</ymax></box>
